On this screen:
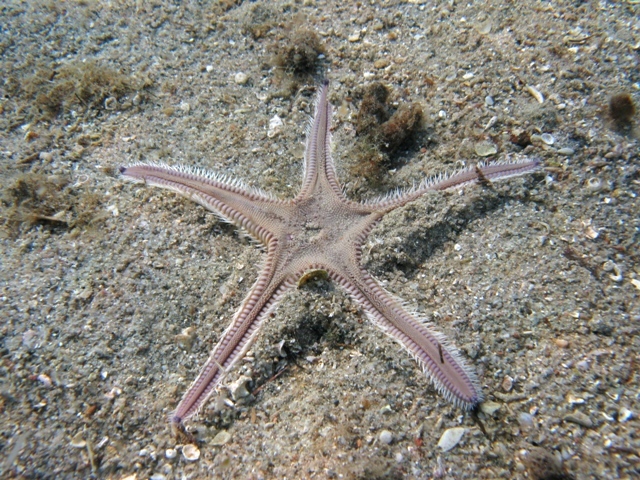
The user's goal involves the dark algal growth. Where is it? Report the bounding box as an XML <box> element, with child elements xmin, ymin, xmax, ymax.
<box><xmin>609</xmin><ymin>92</ymin><xmax>636</xmax><ymax>123</ymax></box>
<box><xmin>351</xmin><ymin>82</ymin><xmax>423</xmax><ymax>185</ymax></box>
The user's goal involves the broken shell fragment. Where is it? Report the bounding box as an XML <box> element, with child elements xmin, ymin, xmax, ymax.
<box><xmin>566</xmin><ymin>393</ymin><xmax>585</xmax><ymax>405</ymax></box>
<box><xmin>298</xmin><ymin>269</ymin><xmax>329</xmax><ymax>287</ymax></box>
<box><xmin>475</xmin><ymin>21</ymin><xmax>492</xmax><ymax>35</ymax></box>
<box><xmin>526</xmin><ymin>85</ymin><xmax>545</xmax><ymax>104</ymax></box>
<box><xmin>182</xmin><ymin>444</ymin><xmax>200</xmax><ymax>461</ymax></box>
<box><xmin>603</xmin><ymin>260</ymin><xmax>623</xmax><ymax>281</ymax></box>
<box><xmin>234</xmin><ymin>72</ymin><xmax>249</xmax><ymax>85</ymax></box>
<box><xmin>228</xmin><ymin>375</ymin><xmax>252</xmax><ymax>400</ymax></box>
<box><xmin>586</xmin><ymin>177</ymin><xmax>602</xmax><ymax>192</ymax></box>
<box><xmin>437</xmin><ymin>427</ymin><xmax>466</xmax><ymax>451</ymax></box>
<box><xmin>540</xmin><ymin>133</ymin><xmax>555</xmax><ymax>145</ymax></box>
<box><xmin>211</xmin><ymin>430</ymin><xmax>232</xmax><ymax>446</ymax></box>
<box><xmin>176</xmin><ymin>326</ymin><xmax>197</xmax><ymax>350</ymax></box>
<box><xmin>165</xmin><ymin>448</ymin><xmax>177</xmax><ymax>459</ymax></box>
<box><xmin>70</xmin><ymin>431</ymin><xmax>86</xmax><ymax>448</ymax></box>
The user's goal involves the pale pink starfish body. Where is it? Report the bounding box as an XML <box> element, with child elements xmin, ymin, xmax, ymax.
<box><xmin>121</xmin><ymin>80</ymin><xmax>540</xmax><ymax>426</ymax></box>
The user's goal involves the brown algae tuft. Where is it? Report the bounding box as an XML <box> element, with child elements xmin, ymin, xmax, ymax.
<box><xmin>269</xmin><ymin>27</ymin><xmax>326</xmax><ymax>96</ymax></box>
<box><xmin>608</xmin><ymin>92</ymin><xmax>636</xmax><ymax>124</ymax></box>
<box><xmin>1</xmin><ymin>173</ymin><xmax>106</xmax><ymax>236</ymax></box>
<box><xmin>16</xmin><ymin>60</ymin><xmax>151</xmax><ymax>121</ymax></box>
<box><xmin>271</xmin><ymin>28</ymin><xmax>325</xmax><ymax>78</ymax></box>
<box><xmin>350</xmin><ymin>82</ymin><xmax>423</xmax><ymax>185</ymax></box>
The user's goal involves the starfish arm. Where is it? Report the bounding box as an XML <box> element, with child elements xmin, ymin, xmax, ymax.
<box><xmin>329</xmin><ymin>266</ymin><xmax>482</xmax><ymax>409</ymax></box>
<box><xmin>171</xmin><ymin>242</ymin><xmax>296</xmax><ymax>424</ymax></box>
<box><xmin>368</xmin><ymin>157</ymin><xmax>541</xmax><ymax>213</ymax></box>
<box><xmin>120</xmin><ymin>162</ymin><xmax>290</xmax><ymax>244</ymax></box>
<box><xmin>297</xmin><ymin>80</ymin><xmax>346</xmax><ymax>202</ymax></box>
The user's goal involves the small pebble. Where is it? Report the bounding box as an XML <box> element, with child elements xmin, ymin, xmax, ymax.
<box><xmin>348</xmin><ymin>32</ymin><xmax>360</xmax><ymax>42</ymax></box>
<box><xmin>37</xmin><ymin>373</ymin><xmax>52</xmax><ymax>388</ymax></box>
<box><xmin>588</xmin><ymin>317</ymin><xmax>614</xmax><ymax>335</ymax></box>
<box><xmin>22</xmin><ymin>329</ymin><xmax>37</xmax><ymax>349</ymax></box>
<box><xmin>475</xmin><ymin>21</ymin><xmax>492</xmax><ymax>35</ymax></box>
<box><xmin>566</xmin><ymin>393</ymin><xmax>585</xmax><ymax>405</ymax></box>
<box><xmin>518</xmin><ymin>412</ymin><xmax>535</xmax><ymax>429</ymax></box>
<box><xmin>374</xmin><ymin>59</ymin><xmax>390</xmax><ymax>69</ymax></box>
<box><xmin>484</xmin><ymin>95</ymin><xmax>494</xmax><ymax>106</ymax></box>
<box><xmin>182</xmin><ymin>444</ymin><xmax>200</xmax><ymax>461</ymax></box>
<box><xmin>165</xmin><ymin>448</ymin><xmax>177</xmax><ymax>459</ymax></box>
<box><xmin>502</xmin><ymin>375</ymin><xmax>514</xmax><ymax>392</ymax></box>
<box><xmin>602</xmin><ymin>260</ymin><xmax>617</xmax><ymax>273</ymax></box>
<box><xmin>212</xmin><ymin>430</ymin><xmax>232</xmax><ymax>446</ymax></box>
<box><xmin>474</xmin><ymin>141</ymin><xmax>497</xmax><ymax>157</ymax></box>
<box><xmin>520</xmin><ymin>447</ymin><xmax>567</xmax><ymax>480</ymax></box>
<box><xmin>480</xmin><ymin>401</ymin><xmax>501</xmax><ymax>415</ymax></box>
<box><xmin>379</xmin><ymin>430</ymin><xmax>393</xmax><ymax>445</ymax></box>
<box><xmin>618</xmin><ymin>407</ymin><xmax>633</xmax><ymax>423</ymax></box>
<box><xmin>555</xmin><ymin>339</ymin><xmax>569</xmax><ymax>348</ymax></box>
<box><xmin>584</xmin><ymin>224</ymin><xmax>599</xmax><ymax>239</ymax></box>
<box><xmin>234</xmin><ymin>72</ymin><xmax>248</xmax><ymax>85</ymax></box>
<box><xmin>267</xmin><ymin>115</ymin><xmax>283</xmax><ymax>138</ymax></box>
<box><xmin>437</xmin><ymin>427</ymin><xmax>465</xmax><ymax>452</ymax></box>
<box><xmin>39</xmin><ymin>151</ymin><xmax>53</xmax><ymax>162</ymax></box>
<box><xmin>206</xmin><ymin>65</ymin><xmax>214</xmax><ymax>73</ymax></box>
<box><xmin>557</xmin><ymin>147</ymin><xmax>574</xmax><ymax>155</ymax></box>
<box><xmin>576</xmin><ymin>360</ymin><xmax>590</xmax><ymax>371</ymax></box>
<box><xmin>564</xmin><ymin>412</ymin><xmax>593</xmax><ymax>428</ymax></box>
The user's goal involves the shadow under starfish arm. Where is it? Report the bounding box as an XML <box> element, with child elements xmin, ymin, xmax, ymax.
<box><xmin>369</xmin><ymin>157</ymin><xmax>542</xmax><ymax>213</ymax></box>
<box><xmin>331</xmin><ymin>263</ymin><xmax>483</xmax><ymax>408</ymax></box>
<box><xmin>119</xmin><ymin>162</ymin><xmax>292</xmax><ymax>244</ymax></box>
<box><xmin>170</xmin><ymin>265</ymin><xmax>298</xmax><ymax>424</ymax></box>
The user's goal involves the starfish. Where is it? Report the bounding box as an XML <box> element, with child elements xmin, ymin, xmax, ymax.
<box><xmin>120</xmin><ymin>80</ymin><xmax>540</xmax><ymax>428</ymax></box>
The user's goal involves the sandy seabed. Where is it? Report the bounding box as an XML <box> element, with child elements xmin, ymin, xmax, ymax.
<box><xmin>1</xmin><ymin>1</ymin><xmax>639</xmax><ymax>479</ymax></box>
